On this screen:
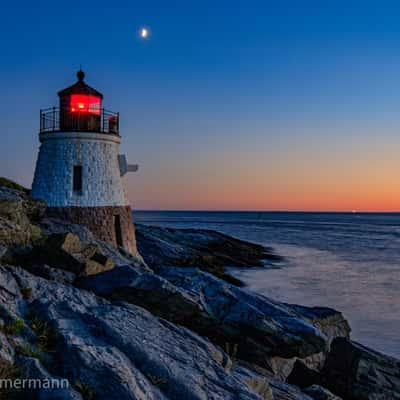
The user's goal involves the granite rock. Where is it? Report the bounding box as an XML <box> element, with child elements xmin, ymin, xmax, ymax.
<box><xmin>1</xmin><ymin>265</ymin><xmax>272</xmax><ymax>400</ymax></box>
<box><xmin>40</xmin><ymin>217</ymin><xmax>146</xmax><ymax>269</ymax></box>
<box><xmin>322</xmin><ymin>338</ymin><xmax>400</xmax><ymax>400</ymax></box>
<box><xmin>11</xmin><ymin>233</ymin><xmax>115</xmax><ymax>277</ymax></box>
<box><xmin>80</xmin><ymin>265</ymin><xmax>347</xmax><ymax>368</ymax></box>
<box><xmin>136</xmin><ymin>223</ymin><xmax>281</xmax><ymax>285</ymax></box>
<box><xmin>16</xmin><ymin>356</ymin><xmax>83</xmax><ymax>400</ymax></box>
<box><xmin>0</xmin><ymin>186</ymin><xmax>45</xmax><ymax>246</ymax></box>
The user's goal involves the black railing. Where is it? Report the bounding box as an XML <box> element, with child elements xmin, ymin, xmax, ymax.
<box><xmin>40</xmin><ymin>107</ymin><xmax>119</xmax><ymax>135</ymax></box>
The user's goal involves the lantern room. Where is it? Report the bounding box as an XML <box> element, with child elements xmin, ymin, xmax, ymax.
<box><xmin>39</xmin><ymin>69</ymin><xmax>119</xmax><ymax>135</ymax></box>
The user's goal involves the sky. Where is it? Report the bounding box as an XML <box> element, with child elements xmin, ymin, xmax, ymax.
<box><xmin>1</xmin><ymin>0</ymin><xmax>400</xmax><ymax>211</ymax></box>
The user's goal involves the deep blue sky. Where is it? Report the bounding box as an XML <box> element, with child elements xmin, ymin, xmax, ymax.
<box><xmin>2</xmin><ymin>1</ymin><xmax>400</xmax><ymax>210</ymax></box>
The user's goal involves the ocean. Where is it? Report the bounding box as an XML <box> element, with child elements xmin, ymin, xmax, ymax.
<box><xmin>134</xmin><ymin>211</ymin><xmax>400</xmax><ymax>358</ymax></box>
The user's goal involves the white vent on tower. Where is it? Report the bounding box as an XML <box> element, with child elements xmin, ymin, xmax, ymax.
<box><xmin>118</xmin><ymin>154</ymin><xmax>138</xmax><ymax>177</ymax></box>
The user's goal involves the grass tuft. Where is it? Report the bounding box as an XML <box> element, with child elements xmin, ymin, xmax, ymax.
<box><xmin>225</xmin><ymin>342</ymin><xmax>238</xmax><ymax>365</ymax></box>
<box><xmin>28</xmin><ymin>317</ymin><xmax>58</xmax><ymax>353</ymax></box>
<box><xmin>147</xmin><ymin>374</ymin><xmax>168</xmax><ymax>386</ymax></box>
<box><xmin>15</xmin><ymin>343</ymin><xmax>43</xmax><ymax>359</ymax></box>
<box><xmin>0</xmin><ymin>177</ymin><xmax>28</xmax><ymax>193</ymax></box>
<box><xmin>2</xmin><ymin>319</ymin><xmax>25</xmax><ymax>336</ymax></box>
<box><xmin>74</xmin><ymin>381</ymin><xmax>96</xmax><ymax>400</ymax></box>
<box><xmin>0</xmin><ymin>361</ymin><xmax>23</xmax><ymax>400</ymax></box>
<box><xmin>29</xmin><ymin>225</ymin><xmax>43</xmax><ymax>243</ymax></box>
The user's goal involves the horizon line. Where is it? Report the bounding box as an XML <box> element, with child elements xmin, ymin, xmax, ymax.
<box><xmin>132</xmin><ymin>209</ymin><xmax>400</xmax><ymax>214</ymax></box>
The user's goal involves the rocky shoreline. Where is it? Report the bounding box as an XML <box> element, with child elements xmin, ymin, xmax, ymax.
<box><xmin>0</xmin><ymin>177</ymin><xmax>399</xmax><ymax>400</ymax></box>
<box><xmin>135</xmin><ymin>223</ymin><xmax>282</xmax><ymax>286</ymax></box>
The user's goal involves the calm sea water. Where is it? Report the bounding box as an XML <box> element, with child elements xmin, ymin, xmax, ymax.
<box><xmin>134</xmin><ymin>211</ymin><xmax>400</xmax><ymax>358</ymax></box>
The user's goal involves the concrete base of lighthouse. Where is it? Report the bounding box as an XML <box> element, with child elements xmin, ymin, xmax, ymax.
<box><xmin>47</xmin><ymin>206</ymin><xmax>137</xmax><ymax>256</ymax></box>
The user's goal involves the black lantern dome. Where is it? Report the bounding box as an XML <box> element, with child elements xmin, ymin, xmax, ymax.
<box><xmin>58</xmin><ymin>69</ymin><xmax>103</xmax><ymax>100</ymax></box>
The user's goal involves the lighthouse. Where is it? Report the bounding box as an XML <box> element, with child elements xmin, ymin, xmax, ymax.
<box><xmin>32</xmin><ymin>70</ymin><xmax>138</xmax><ymax>255</ymax></box>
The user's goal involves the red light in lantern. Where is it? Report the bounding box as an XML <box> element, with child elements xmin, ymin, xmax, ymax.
<box><xmin>70</xmin><ymin>94</ymin><xmax>101</xmax><ymax>115</ymax></box>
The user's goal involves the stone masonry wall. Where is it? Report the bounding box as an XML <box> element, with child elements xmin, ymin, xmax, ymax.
<box><xmin>32</xmin><ymin>132</ymin><xmax>128</xmax><ymax>207</ymax></box>
<box><xmin>47</xmin><ymin>206</ymin><xmax>138</xmax><ymax>256</ymax></box>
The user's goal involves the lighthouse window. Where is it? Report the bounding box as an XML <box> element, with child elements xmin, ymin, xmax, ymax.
<box><xmin>73</xmin><ymin>165</ymin><xmax>83</xmax><ymax>194</ymax></box>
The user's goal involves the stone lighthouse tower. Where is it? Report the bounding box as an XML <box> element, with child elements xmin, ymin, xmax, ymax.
<box><xmin>32</xmin><ymin>70</ymin><xmax>138</xmax><ymax>255</ymax></box>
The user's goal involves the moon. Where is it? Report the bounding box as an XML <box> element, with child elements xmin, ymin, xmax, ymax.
<box><xmin>140</xmin><ymin>28</ymin><xmax>149</xmax><ymax>39</ymax></box>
